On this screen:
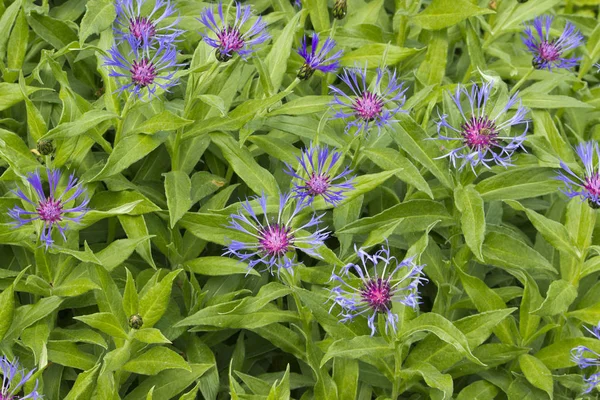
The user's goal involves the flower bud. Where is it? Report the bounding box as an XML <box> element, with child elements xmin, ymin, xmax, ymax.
<box><xmin>129</xmin><ymin>314</ymin><xmax>143</xmax><ymax>329</ymax></box>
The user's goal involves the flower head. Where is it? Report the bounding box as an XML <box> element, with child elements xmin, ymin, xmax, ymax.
<box><xmin>435</xmin><ymin>81</ymin><xmax>529</xmax><ymax>172</ymax></box>
<box><xmin>522</xmin><ymin>15</ymin><xmax>583</xmax><ymax>71</ymax></box>
<box><xmin>328</xmin><ymin>244</ymin><xmax>427</xmax><ymax>335</ymax></box>
<box><xmin>297</xmin><ymin>33</ymin><xmax>342</xmax><ymax>80</ymax></box>
<box><xmin>114</xmin><ymin>0</ymin><xmax>182</xmax><ymax>49</ymax></box>
<box><xmin>224</xmin><ymin>193</ymin><xmax>329</xmax><ymax>274</ymax></box>
<box><xmin>198</xmin><ymin>2</ymin><xmax>269</xmax><ymax>62</ymax></box>
<box><xmin>558</xmin><ymin>141</ymin><xmax>600</xmax><ymax>209</ymax></box>
<box><xmin>104</xmin><ymin>42</ymin><xmax>181</xmax><ymax>99</ymax></box>
<box><xmin>8</xmin><ymin>169</ymin><xmax>89</xmax><ymax>249</ymax></box>
<box><xmin>284</xmin><ymin>144</ymin><xmax>354</xmax><ymax>206</ymax></box>
<box><xmin>0</xmin><ymin>357</ymin><xmax>41</xmax><ymax>400</ymax></box>
<box><xmin>330</xmin><ymin>65</ymin><xmax>407</xmax><ymax>136</ymax></box>
<box><xmin>571</xmin><ymin>323</ymin><xmax>600</xmax><ymax>394</ymax></box>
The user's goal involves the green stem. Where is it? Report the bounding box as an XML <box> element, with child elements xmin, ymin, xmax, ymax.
<box><xmin>350</xmin><ymin>135</ymin><xmax>364</xmax><ymax>169</ymax></box>
<box><xmin>510</xmin><ymin>66</ymin><xmax>535</xmax><ymax>96</ymax></box>
<box><xmin>114</xmin><ymin>93</ymin><xmax>135</xmax><ymax>144</ymax></box>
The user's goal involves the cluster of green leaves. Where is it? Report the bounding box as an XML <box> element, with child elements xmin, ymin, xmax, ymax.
<box><xmin>0</xmin><ymin>0</ymin><xmax>600</xmax><ymax>399</ymax></box>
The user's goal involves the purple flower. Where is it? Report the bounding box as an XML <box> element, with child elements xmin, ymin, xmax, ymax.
<box><xmin>224</xmin><ymin>193</ymin><xmax>329</xmax><ymax>275</ymax></box>
<box><xmin>8</xmin><ymin>169</ymin><xmax>89</xmax><ymax>249</ymax></box>
<box><xmin>595</xmin><ymin>63</ymin><xmax>600</xmax><ymax>72</ymax></box>
<box><xmin>329</xmin><ymin>65</ymin><xmax>407</xmax><ymax>136</ymax></box>
<box><xmin>558</xmin><ymin>141</ymin><xmax>600</xmax><ymax>209</ymax></box>
<box><xmin>328</xmin><ymin>244</ymin><xmax>427</xmax><ymax>336</ymax></box>
<box><xmin>297</xmin><ymin>33</ymin><xmax>342</xmax><ymax>80</ymax></box>
<box><xmin>435</xmin><ymin>81</ymin><xmax>529</xmax><ymax>172</ymax></box>
<box><xmin>284</xmin><ymin>144</ymin><xmax>354</xmax><ymax>206</ymax></box>
<box><xmin>293</xmin><ymin>0</ymin><xmax>301</xmax><ymax>8</ymax></box>
<box><xmin>571</xmin><ymin>323</ymin><xmax>600</xmax><ymax>394</ymax></box>
<box><xmin>522</xmin><ymin>15</ymin><xmax>583</xmax><ymax>71</ymax></box>
<box><xmin>198</xmin><ymin>2</ymin><xmax>270</xmax><ymax>62</ymax></box>
<box><xmin>0</xmin><ymin>357</ymin><xmax>41</xmax><ymax>400</ymax></box>
<box><xmin>104</xmin><ymin>42</ymin><xmax>181</xmax><ymax>99</ymax></box>
<box><xmin>114</xmin><ymin>0</ymin><xmax>182</xmax><ymax>50</ymax></box>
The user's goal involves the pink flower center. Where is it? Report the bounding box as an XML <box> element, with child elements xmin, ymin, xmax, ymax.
<box><xmin>361</xmin><ymin>278</ymin><xmax>392</xmax><ymax>312</ymax></box>
<box><xmin>259</xmin><ymin>224</ymin><xmax>293</xmax><ymax>256</ymax></box>
<box><xmin>585</xmin><ymin>174</ymin><xmax>600</xmax><ymax>197</ymax></box>
<box><xmin>537</xmin><ymin>40</ymin><xmax>561</xmax><ymax>62</ymax></box>
<box><xmin>306</xmin><ymin>173</ymin><xmax>330</xmax><ymax>195</ymax></box>
<box><xmin>353</xmin><ymin>91</ymin><xmax>384</xmax><ymax>121</ymax></box>
<box><xmin>129</xmin><ymin>17</ymin><xmax>156</xmax><ymax>41</ymax></box>
<box><xmin>37</xmin><ymin>197</ymin><xmax>63</xmax><ymax>223</ymax></box>
<box><xmin>217</xmin><ymin>26</ymin><xmax>245</xmax><ymax>59</ymax></box>
<box><xmin>461</xmin><ymin>116</ymin><xmax>498</xmax><ymax>150</ymax></box>
<box><xmin>130</xmin><ymin>58</ymin><xmax>156</xmax><ymax>87</ymax></box>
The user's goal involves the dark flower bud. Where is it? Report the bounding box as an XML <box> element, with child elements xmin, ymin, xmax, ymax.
<box><xmin>297</xmin><ymin>63</ymin><xmax>315</xmax><ymax>80</ymax></box>
<box><xmin>333</xmin><ymin>0</ymin><xmax>347</xmax><ymax>20</ymax></box>
<box><xmin>37</xmin><ymin>140</ymin><xmax>54</xmax><ymax>156</ymax></box>
<box><xmin>129</xmin><ymin>314</ymin><xmax>143</xmax><ymax>329</ymax></box>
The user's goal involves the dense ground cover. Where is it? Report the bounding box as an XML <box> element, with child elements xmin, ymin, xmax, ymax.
<box><xmin>0</xmin><ymin>0</ymin><xmax>600</xmax><ymax>398</ymax></box>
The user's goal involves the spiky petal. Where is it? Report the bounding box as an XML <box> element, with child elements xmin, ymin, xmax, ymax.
<box><xmin>329</xmin><ymin>65</ymin><xmax>407</xmax><ymax>136</ymax></box>
<box><xmin>435</xmin><ymin>81</ymin><xmax>529</xmax><ymax>172</ymax></box>
<box><xmin>571</xmin><ymin>322</ymin><xmax>600</xmax><ymax>394</ymax></box>
<box><xmin>557</xmin><ymin>141</ymin><xmax>600</xmax><ymax>209</ymax></box>
<box><xmin>328</xmin><ymin>244</ymin><xmax>427</xmax><ymax>336</ymax></box>
<box><xmin>9</xmin><ymin>169</ymin><xmax>89</xmax><ymax>249</ymax></box>
<box><xmin>198</xmin><ymin>1</ymin><xmax>270</xmax><ymax>62</ymax></box>
<box><xmin>297</xmin><ymin>33</ymin><xmax>342</xmax><ymax>79</ymax></box>
<box><xmin>0</xmin><ymin>356</ymin><xmax>41</xmax><ymax>400</ymax></box>
<box><xmin>224</xmin><ymin>193</ymin><xmax>329</xmax><ymax>275</ymax></box>
<box><xmin>522</xmin><ymin>15</ymin><xmax>583</xmax><ymax>71</ymax></box>
<box><xmin>284</xmin><ymin>143</ymin><xmax>354</xmax><ymax>206</ymax></box>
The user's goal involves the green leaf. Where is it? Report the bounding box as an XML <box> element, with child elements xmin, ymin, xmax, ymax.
<box><xmin>520</xmin><ymin>94</ymin><xmax>594</xmax><ymax>109</ymax></box>
<box><xmin>0</xmin><ymin>284</ymin><xmax>15</xmax><ymax>342</ymax></box>
<box><xmin>455</xmin><ymin>185</ymin><xmax>486</xmax><ymax>260</ymax></box>
<box><xmin>413</xmin><ymin>0</ymin><xmax>494</xmax><ymax>30</ymax></box>
<box><xmin>399</xmin><ymin>363</ymin><xmax>453</xmax><ymax>399</ymax></box>
<box><xmin>74</xmin><ymin>312</ymin><xmax>129</xmax><ymax>339</ymax></box>
<box><xmin>129</xmin><ymin>111</ymin><xmax>193</xmax><ymax>135</ymax></box>
<box><xmin>519</xmin><ymin>354</ymin><xmax>554</xmax><ymax>399</ymax></box>
<box><xmin>505</xmin><ymin>200</ymin><xmax>579</xmax><ymax>258</ymax></box>
<box><xmin>47</xmin><ymin>341</ymin><xmax>97</xmax><ymax>370</ymax></box>
<box><xmin>133</xmin><ymin>328</ymin><xmax>171</xmax><ymax>344</ymax></box>
<box><xmin>6</xmin><ymin>9</ymin><xmax>28</xmax><ymax>79</ymax></box>
<box><xmin>139</xmin><ymin>269</ymin><xmax>182</xmax><ymax>328</ymax></box>
<box><xmin>209</xmin><ymin>132</ymin><xmax>279</xmax><ymax>196</ymax></box>
<box><xmin>92</xmin><ymin>132</ymin><xmax>169</xmax><ymax>181</ymax></box>
<box><xmin>267</xmin><ymin>96</ymin><xmax>332</xmax><ymax>116</ymax></box>
<box><xmin>265</xmin><ymin>10</ymin><xmax>303</xmax><ymax>90</ymax></box>
<box><xmin>27</xmin><ymin>13</ymin><xmax>78</xmax><ymax>49</ymax></box>
<box><xmin>416</xmin><ymin>30</ymin><xmax>448</xmax><ymax>86</ymax></box>
<box><xmin>64</xmin><ymin>364</ymin><xmax>101</xmax><ymax>400</ymax></box>
<box><xmin>304</xmin><ymin>0</ymin><xmax>329</xmax><ymax>32</ymax></box>
<box><xmin>400</xmin><ymin>313</ymin><xmax>483</xmax><ymax>365</ymax></box>
<box><xmin>321</xmin><ymin>336</ymin><xmax>390</xmax><ymax>366</ymax></box>
<box><xmin>123</xmin><ymin>269</ymin><xmax>139</xmax><ymax>318</ymax></box>
<box><xmin>96</xmin><ymin>236</ymin><xmax>154</xmax><ymax>271</ymax></box>
<box><xmin>123</xmin><ymin>347</ymin><xmax>191</xmax><ymax>375</ymax></box>
<box><xmin>388</xmin><ymin>114</ymin><xmax>452</xmax><ymax>188</ymax></box>
<box><xmin>197</xmin><ymin>95</ymin><xmax>227</xmax><ymax>116</ymax></box>
<box><xmin>532</xmin><ymin>279</ymin><xmax>577</xmax><ymax>317</ymax></box>
<box><xmin>184</xmin><ymin>256</ymin><xmax>260</xmax><ymax>277</ymax></box>
<box><xmin>475</xmin><ymin>168</ymin><xmax>562</xmax><ymax>201</ymax></box>
<box><xmin>456</xmin><ymin>381</ymin><xmax>499</xmax><ymax>400</ymax></box>
<box><xmin>79</xmin><ymin>0</ymin><xmax>116</xmax><ymax>44</ymax></box>
<box><xmin>164</xmin><ymin>171</ymin><xmax>193</xmax><ymax>228</ymax></box>
<box><xmin>333</xmin><ymin>358</ymin><xmax>358</xmax><ymax>400</ymax></box>
<box><xmin>340</xmin><ymin>44</ymin><xmax>424</xmax><ymax>67</ymax></box>
<box><xmin>0</xmin><ymin>84</ymin><xmax>43</xmax><ymax>112</ymax></box>
<box><xmin>0</xmin><ymin>0</ymin><xmax>21</xmax><ymax>60</ymax></box>
<box><xmin>118</xmin><ymin>215</ymin><xmax>157</xmax><ymax>269</ymax></box>
<box><xmin>123</xmin><ymin>364</ymin><xmax>213</xmax><ymax>400</ymax></box>
<box><xmin>4</xmin><ymin>296</ymin><xmax>63</xmax><ymax>342</ymax></box>
<box><xmin>537</xmin><ymin>338</ymin><xmax>600</xmax><ymax>369</ymax></box>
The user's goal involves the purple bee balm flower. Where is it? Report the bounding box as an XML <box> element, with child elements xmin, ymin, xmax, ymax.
<box><xmin>114</xmin><ymin>0</ymin><xmax>182</xmax><ymax>50</ymax></box>
<box><xmin>435</xmin><ymin>81</ymin><xmax>529</xmax><ymax>172</ymax></box>
<box><xmin>0</xmin><ymin>356</ymin><xmax>41</xmax><ymax>400</ymax></box>
<box><xmin>224</xmin><ymin>193</ymin><xmax>329</xmax><ymax>275</ymax></box>
<box><xmin>328</xmin><ymin>244</ymin><xmax>427</xmax><ymax>336</ymax></box>
<box><xmin>284</xmin><ymin>144</ymin><xmax>354</xmax><ymax>206</ymax></box>
<box><xmin>8</xmin><ymin>169</ymin><xmax>89</xmax><ymax>249</ymax></box>
<box><xmin>198</xmin><ymin>1</ymin><xmax>270</xmax><ymax>62</ymax></box>
<box><xmin>104</xmin><ymin>42</ymin><xmax>181</xmax><ymax>99</ymax></box>
<box><xmin>297</xmin><ymin>33</ymin><xmax>342</xmax><ymax>80</ymax></box>
<box><xmin>522</xmin><ymin>15</ymin><xmax>583</xmax><ymax>71</ymax></box>
<box><xmin>329</xmin><ymin>65</ymin><xmax>407</xmax><ymax>136</ymax></box>
<box><xmin>558</xmin><ymin>141</ymin><xmax>600</xmax><ymax>209</ymax></box>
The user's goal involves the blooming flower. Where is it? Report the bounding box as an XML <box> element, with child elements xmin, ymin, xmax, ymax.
<box><xmin>522</xmin><ymin>15</ymin><xmax>583</xmax><ymax>71</ymax></box>
<box><xmin>557</xmin><ymin>141</ymin><xmax>600</xmax><ymax>209</ymax></box>
<box><xmin>284</xmin><ymin>144</ymin><xmax>354</xmax><ymax>206</ymax></box>
<box><xmin>328</xmin><ymin>244</ymin><xmax>426</xmax><ymax>336</ymax></box>
<box><xmin>9</xmin><ymin>169</ymin><xmax>89</xmax><ymax>249</ymax></box>
<box><xmin>571</xmin><ymin>323</ymin><xmax>600</xmax><ymax>393</ymax></box>
<box><xmin>198</xmin><ymin>2</ymin><xmax>270</xmax><ymax>62</ymax></box>
<box><xmin>224</xmin><ymin>193</ymin><xmax>329</xmax><ymax>274</ymax></box>
<box><xmin>297</xmin><ymin>33</ymin><xmax>342</xmax><ymax>80</ymax></box>
<box><xmin>104</xmin><ymin>43</ymin><xmax>180</xmax><ymax>98</ymax></box>
<box><xmin>0</xmin><ymin>356</ymin><xmax>41</xmax><ymax>400</ymax></box>
<box><xmin>114</xmin><ymin>0</ymin><xmax>182</xmax><ymax>50</ymax></box>
<box><xmin>329</xmin><ymin>65</ymin><xmax>407</xmax><ymax>136</ymax></box>
<box><xmin>435</xmin><ymin>81</ymin><xmax>529</xmax><ymax>171</ymax></box>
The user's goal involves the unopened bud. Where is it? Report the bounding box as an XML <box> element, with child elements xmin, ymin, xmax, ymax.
<box><xmin>129</xmin><ymin>314</ymin><xmax>143</xmax><ymax>329</ymax></box>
